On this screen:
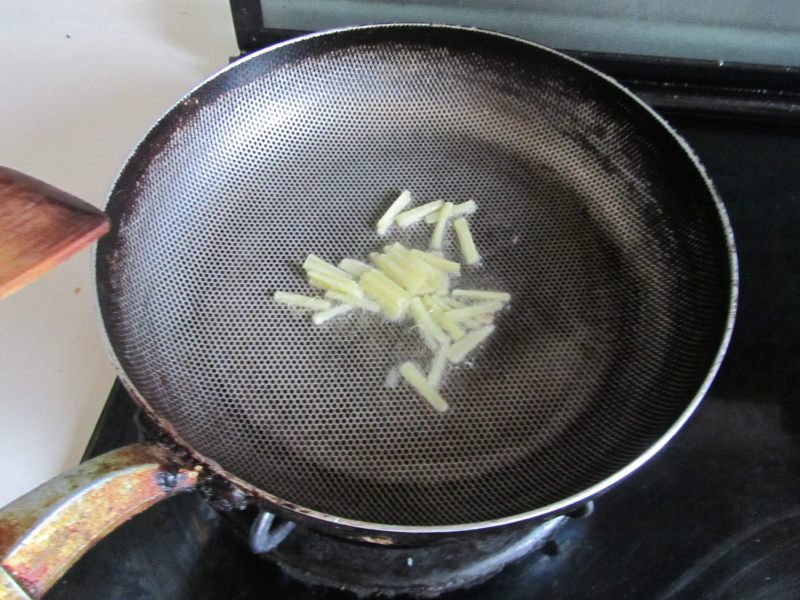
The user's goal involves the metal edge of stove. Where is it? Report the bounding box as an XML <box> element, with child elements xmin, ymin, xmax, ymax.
<box><xmin>228</xmin><ymin>0</ymin><xmax>800</xmax><ymax>126</ymax></box>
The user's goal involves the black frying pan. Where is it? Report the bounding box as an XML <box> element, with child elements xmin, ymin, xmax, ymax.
<box><xmin>0</xmin><ymin>24</ymin><xmax>736</xmax><ymax>599</ymax></box>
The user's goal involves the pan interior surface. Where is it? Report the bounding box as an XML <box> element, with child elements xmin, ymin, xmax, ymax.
<box><xmin>96</xmin><ymin>26</ymin><xmax>733</xmax><ymax>527</ymax></box>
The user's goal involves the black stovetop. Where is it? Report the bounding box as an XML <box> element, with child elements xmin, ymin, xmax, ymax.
<box><xmin>43</xmin><ymin>51</ymin><xmax>800</xmax><ymax>600</ymax></box>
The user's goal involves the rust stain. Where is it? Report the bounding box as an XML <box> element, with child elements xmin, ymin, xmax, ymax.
<box><xmin>73</xmin><ymin>287</ymin><xmax>80</xmax><ymax>294</ymax></box>
<box><xmin>0</xmin><ymin>522</ymin><xmax>22</xmax><ymax>557</ymax></box>
<box><xmin>0</xmin><ymin>444</ymin><xmax>197</xmax><ymax>598</ymax></box>
<box><xmin>0</xmin><ymin>487</ymin><xmax>68</xmax><ymax>558</ymax></box>
<box><xmin>357</xmin><ymin>535</ymin><xmax>395</xmax><ymax>545</ymax></box>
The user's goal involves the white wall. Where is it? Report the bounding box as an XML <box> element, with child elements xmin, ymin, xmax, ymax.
<box><xmin>0</xmin><ymin>0</ymin><xmax>237</xmax><ymax>507</ymax></box>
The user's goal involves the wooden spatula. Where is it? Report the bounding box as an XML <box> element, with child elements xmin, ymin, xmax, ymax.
<box><xmin>0</xmin><ymin>167</ymin><xmax>110</xmax><ymax>300</ymax></box>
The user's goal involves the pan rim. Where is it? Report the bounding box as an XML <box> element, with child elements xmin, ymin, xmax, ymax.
<box><xmin>92</xmin><ymin>22</ymin><xmax>738</xmax><ymax>535</ymax></box>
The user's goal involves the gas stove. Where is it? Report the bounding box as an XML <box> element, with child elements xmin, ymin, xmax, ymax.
<box><xmin>43</xmin><ymin>5</ymin><xmax>800</xmax><ymax>600</ymax></box>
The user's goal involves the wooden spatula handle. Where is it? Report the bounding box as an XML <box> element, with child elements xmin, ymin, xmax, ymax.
<box><xmin>0</xmin><ymin>167</ymin><xmax>110</xmax><ymax>300</ymax></box>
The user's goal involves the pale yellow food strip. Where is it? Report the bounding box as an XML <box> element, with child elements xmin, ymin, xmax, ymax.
<box><xmin>376</xmin><ymin>190</ymin><xmax>412</xmax><ymax>236</ymax></box>
<box><xmin>432</xmin><ymin>272</ymin><xmax>450</xmax><ymax>295</ymax></box>
<box><xmin>409</xmin><ymin>249</ymin><xmax>460</xmax><ymax>274</ymax></box>
<box><xmin>441</xmin><ymin>296</ymin><xmax>481</xmax><ymax>328</ymax></box>
<box><xmin>324</xmin><ymin>290</ymin><xmax>380</xmax><ymax>313</ymax></box>
<box><xmin>453</xmin><ymin>217</ymin><xmax>480</xmax><ymax>264</ymax></box>
<box><xmin>413</xmin><ymin>318</ymin><xmax>439</xmax><ymax>352</ymax></box>
<box><xmin>312</xmin><ymin>304</ymin><xmax>353</xmax><ymax>325</ymax></box>
<box><xmin>424</xmin><ymin>199</ymin><xmax>478</xmax><ymax>224</ymax></box>
<box><xmin>359</xmin><ymin>270</ymin><xmax>410</xmax><ymax>319</ymax></box>
<box><xmin>445</xmin><ymin>300</ymin><xmax>504</xmax><ymax>322</ymax></box>
<box><xmin>399</xmin><ymin>362</ymin><xmax>449</xmax><ymax>413</ymax></box>
<box><xmin>337</xmin><ymin>258</ymin><xmax>371</xmax><ymax>277</ymax></box>
<box><xmin>307</xmin><ymin>271</ymin><xmax>364</xmax><ymax>297</ymax></box>
<box><xmin>303</xmin><ymin>254</ymin><xmax>353</xmax><ymax>279</ymax></box>
<box><xmin>444</xmin><ymin>296</ymin><xmax>466</xmax><ymax>308</ymax></box>
<box><xmin>430</xmin><ymin>201</ymin><xmax>453</xmax><ymax>250</ymax></box>
<box><xmin>395</xmin><ymin>200</ymin><xmax>443</xmax><ymax>228</ymax></box>
<box><xmin>428</xmin><ymin>344</ymin><xmax>449</xmax><ymax>388</ymax></box>
<box><xmin>382</xmin><ymin>242</ymin><xmax>409</xmax><ymax>257</ymax></box>
<box><xmin>409</xmin><ymin>299</ymin><xmax>446</xmax><ymax>351</ymax></box>
<box><xmin>430</xmin><ymin>295</ymin><xmax>456</xmax><ymax>311</ymax></box>
<box><xmin>452</xmin><ymin>289</ymin><xmax>511</xmax><ymax>302</ymax></box>
<box><xmin>359</xmin><ymin>275</ymin><xmax>403</xmax><ymax>310</ymax></box>
<box><xmin>388</xmin><ymin>248</ymin><xmax>449</xmax><ymax>294</ymax></box>
<box><xmin>362</xmin><ymin>287</ymin><xmax>406</xmax><ymax>319</ymax></box>
<box><xmin>383</xmin><ymin>245</ymin><xmax>434</xmax><ymax>278</ymax></box>
<box><xmin>410</xmin><ymin>298</ymin><xmax>450</xmax><ymax>347</ymax></box>
<box><xmin>307</xmin><ymin>270</ymin><xmax>362</xmax><ymax>295</ymax></box>
<box><xmin>423</xmin><ymin>297</ymin><xmax>465</xmax><ymax>341</ymax></box>
<box><xmin>399</xmin><ymin>251</ymin><xmax>444</xmax><ymax>280</ymax></box>
<box><xmin>446</xmin><ymin>325</ymin><xmax>495</xmax><ymax>363</ymax></box>
<box><xmin>273</xmin><ymin>291</ymin><xmax>331</xmax><ymax>311</ymax></box>
<box><xmin>371</xmin><ymin>252</ymin><xmax>427</xmax><ymax>293</ymax></box>
<box><xmin>360</xmin><ymin>269</ymin><xmax>411</xmax><ymax>303</ymax></box>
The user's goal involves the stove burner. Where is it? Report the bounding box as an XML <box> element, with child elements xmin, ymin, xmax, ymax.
<box><xmin>248</xmin><ymin>506</ymin><xmax>592</xmax><ymax>598</ymax></box>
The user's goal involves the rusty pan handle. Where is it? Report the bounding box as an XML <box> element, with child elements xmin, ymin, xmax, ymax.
<box><xmin>0</xmin><ymin>443</ymin><xmax>198</xmax><ymax>599</ymax></box>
